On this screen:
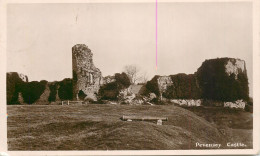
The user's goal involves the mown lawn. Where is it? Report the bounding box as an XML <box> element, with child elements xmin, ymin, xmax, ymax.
<box><xmin>7</xmin><ymin>104</ymin><xmax>252</xmax><ymax>150</ymax></box>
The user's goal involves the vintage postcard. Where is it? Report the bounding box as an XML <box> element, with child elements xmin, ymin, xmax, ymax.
<box><xmin>0</xmin><ymin>0</ymin><xmax>259</xmax><ymax>155</ymax></box>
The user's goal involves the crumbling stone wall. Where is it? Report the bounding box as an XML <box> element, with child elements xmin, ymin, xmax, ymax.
<box><xmin>224</xmin><ymin>100</ymin><xmax>246</xmax><ymax>109</ymax></box>
<box><xmin>197</xmin><ymin>58</ymin><xmax>249</xmax><ymax>101</ymax></box>
<box><xmin>18</xmin><ymin>73</ymin><xmax>28</xmax><ymax>82</ymax></box>
<box><xmin>170</xmin><ymin>99</ymin><xmax>202</xmax><ymax>106</ymax></box>
<box><xmin>225</xmin><ymin>59</ymin><xmax>246</xmax><ymax>79</ymax></box>
<box><xmin>157</xmin><ymin>76</ymin><xmax>173</xmax><ymax>93</ymax></box>
<box><xmin>147</xmin><ymin>74</ymin><xmax>201</xmax><ymax>100</ymax></box>
<box><xmin>146</xmin><ymin>57</ymin><xmax>249</xmax><ymax>104</ymax></box>
<box><xmin>72</xmin><ymin>44</ymin><xmax>103</xmax><ymax>100</ymax></box>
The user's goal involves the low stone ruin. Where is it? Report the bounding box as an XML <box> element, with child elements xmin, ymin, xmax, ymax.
<box><xmin>224</xmin><ymin>100</ymin><xmax>246</xmax><ymax>109</ymax></box>
<box><xmin>17</xmin><ymin>73</ymin><xmax>29</xmax><ymax>82</ymax></box>
<box><xmin>170</xmin><ymin>99</ymin><xmax>202</xmax><ymax>106</ymax></box>
<box><xmin>117</xmin><ymin>88</ymin><xmax>136</xmax><ymax>104</ymax></box>
<box><xmin>157</xmin><ymin>76</ymin><xmax>173</xmax><ymax>99</ymax></box>
<box><xmin>225</xmin><ymin>59</ymin><xmax>246</xmax><ymax>79</ymax></box>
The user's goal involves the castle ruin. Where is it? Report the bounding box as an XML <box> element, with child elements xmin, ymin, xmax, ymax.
<box><xmin>72</xmin><ymin>44</ymin><xmax>103</xmax><ymax>101</ymax></box>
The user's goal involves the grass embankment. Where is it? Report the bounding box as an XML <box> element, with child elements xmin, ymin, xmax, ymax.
<box><xmin>7</xmin><ymin>104</ymin><xmax>252</xmax><ymax>150</ymax></box>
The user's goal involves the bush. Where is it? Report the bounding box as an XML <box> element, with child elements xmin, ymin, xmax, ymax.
<box><xmin>98</xmin><ymin>82</ymin><xmax>119</xmax><ymax>100</ymax></box>
<box><xmin>115</xmin><ymin>72</ymin><xmax>131</xmax><ymax>88</ymax></box>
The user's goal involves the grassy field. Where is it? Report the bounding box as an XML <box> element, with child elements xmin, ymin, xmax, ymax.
<box><xmin>7</xmin><ymin>104</ymin><xmax>252</xmax><ymax>150</ymax></box>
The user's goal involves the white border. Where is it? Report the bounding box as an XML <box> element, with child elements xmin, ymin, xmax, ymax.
<box><xmin>0</xmin><ymin>0</ymin><xmax>259</xmax><ymax>155</ymax></box>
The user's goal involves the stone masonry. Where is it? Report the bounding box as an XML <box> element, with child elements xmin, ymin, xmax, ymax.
<box><xmin>72</xmin><ymin>44</ymin><xmax>103</xmax><ymax>101</ymax></box>
<box><xmin>157</xmin><ymin>76</ymin><xmax>173</xmax><ymax>99</ymax></box>
<box><xmin>225</xmin><ymin>58</ymin><xmax>246</xmax><ymax>79</ymax></box>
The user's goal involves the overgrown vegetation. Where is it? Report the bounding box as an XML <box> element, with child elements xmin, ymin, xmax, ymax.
<box><xmin>58</xmin><ymin>78</ymin><xmax>73</xmax><ymax>100</ymax></box>
<box><xmin>19</xmin><ymin>80</ymin><xmax>47</xmax><ymax>104</ymax></box>
<box><xmin>6</xmin><ymin>72</ymin><xmax>24</xmax><ymax>104</ymax></box>
<box><xmin>197</xmin><ymin>58</ymin><xmax>249</xmax><ymax>102</ymax></box>
<box><xmin>98</xmin><ymin>72</ymin><xmax>131</xmax><ymax>100</ymax></box>
<box><xmin>144</xmin><ymin>75</ymin><xmax>160</xmax><ymax>96</ymax></box>
<box><xmin>48</xmin><ymin>82</ymin><xmax>58</xmax><ymax>102</ymax></box>
<box><xmin>7</xmin><ymin>57</ymin><xmax>250</xmax><ymax>104</ymax></box>
<box><xmin>164</xmin><ymin>74</ymin><xmax>202</xmax><ymax>99</ymax></box>
<box><xmin>7</xmin><ymin>73</ymin><xmax>73</xmax><ymax>104</ymax></box>
<box><xmin>144</xmin><ymin>58</ymin><xmax>249</xmax><ymax>103</ymax></box>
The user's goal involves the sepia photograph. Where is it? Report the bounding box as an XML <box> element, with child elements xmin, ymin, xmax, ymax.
<box><xmin>0</xmin><ymin>0</ymin><xmax>259</xmax><ymax>155</ymax></box>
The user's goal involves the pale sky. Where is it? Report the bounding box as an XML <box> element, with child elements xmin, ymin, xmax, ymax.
<box><xmin>7</xmin><ymin>2</ymin><xmax>253</xmax><ymax>96</ymax></box>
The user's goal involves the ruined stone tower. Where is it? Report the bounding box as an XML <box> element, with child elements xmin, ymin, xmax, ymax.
<box><xmin>72</xmin><ymin>44</ymin><xmax>103</xmax><ymax>101</ymax></box>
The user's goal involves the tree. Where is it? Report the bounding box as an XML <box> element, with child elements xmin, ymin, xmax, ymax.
<box><xmin>140</xmin><ymin>71</ymin><xmax>149</xmax><ymax>84</ymax></box>
<box><xmin>123</xmin><ymin>65</ymin><xmax>141</xmax><ymax>84</ymax></box>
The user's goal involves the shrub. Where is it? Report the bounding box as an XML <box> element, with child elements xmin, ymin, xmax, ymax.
<box><xmin>115</xmin><ymin>72</ymin><xmax>131</xmax><ymax>88</ymax></box>
<box><xmin>98</xmin><ymin>82</ymin><xmax>119</xmax><ymax>100</ymax></box>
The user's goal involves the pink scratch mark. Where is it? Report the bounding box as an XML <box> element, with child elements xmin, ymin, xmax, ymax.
<box><xmin>156</xmin><ymin>0</ymin><xmax>158</xmax><ymax>71</ymax></box>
